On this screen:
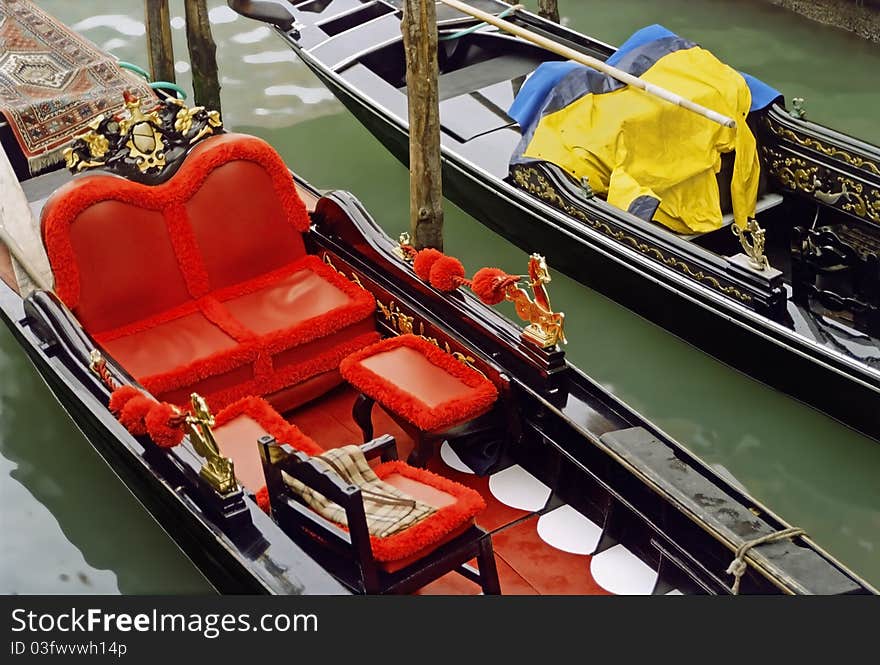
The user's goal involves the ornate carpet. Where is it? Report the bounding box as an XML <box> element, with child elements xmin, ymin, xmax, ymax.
<box><xmin>0</xmin><ymin>0</ymin><xmax>157</xmax><ymax>173</ymax></box>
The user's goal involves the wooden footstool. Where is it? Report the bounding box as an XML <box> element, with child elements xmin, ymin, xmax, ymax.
<box><xmin>339</xmin><ymin>334</ymin><xmax>499</xmax><ymax>467</ymax></box>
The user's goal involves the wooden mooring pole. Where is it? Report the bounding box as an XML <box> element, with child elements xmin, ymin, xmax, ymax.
<box><xmin>144</xmin><ymin>0</ymin><xmax>175</xmax><ymax>84</ymax></box>
<box><xmin>184</xmin><ymin>0</ymin><xmax>222</xmax><ymax>113</ymax></box>
<box><xmin>402</xmin><ymin>0</ymin><xmax>444</xmax><ymax>250</ymax></box>
<box><xmin>538</xmin><ymin>0</ymin><xmax>559</xmax><ymax>23</ymax></box>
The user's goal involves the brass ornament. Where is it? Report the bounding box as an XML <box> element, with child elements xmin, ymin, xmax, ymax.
<box><xmin>184</xmin><ymin>393</ymin><xmax>237</xmax><ymax>496</ymax></box>
<box><xmin>393</xmin><ymin>232</ymin><xmax>414</xmax><ymax>261</ymax></box>
<box><xmin>732</xmin><ymin>219</ymin><xmax>770</xmax><ymax>272</ymax></box>
<box><xmin>504</xmin><ymin>254</ymin><xmax>566</xmax><ymax>348</ymax></box>
<box><xmin>62</xmin><ymin>93</ymin><xmax>225</xmax><ymax>183</ymax></box>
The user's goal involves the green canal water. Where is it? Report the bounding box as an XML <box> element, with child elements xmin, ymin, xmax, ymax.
<box><xmin>2</xmin><ymin>0</ymin><xmax>878</xmax><ymax>593</ymax></box>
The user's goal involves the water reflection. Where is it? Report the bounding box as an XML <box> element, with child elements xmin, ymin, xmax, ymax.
<box><xmin>0</xmin><ymin>325</ymin><xmax>210</xmax><ymax>594</ymax></box>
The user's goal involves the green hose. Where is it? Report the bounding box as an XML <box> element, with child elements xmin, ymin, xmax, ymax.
<box><xmin>439</xmin><ymin>4</ymin><xmax>520</xmax><ymax>41</ymax></box>
<box><xmin>117</xmin><ymin>61</ymin><xmax>150</xmax><ymax>80</ymax></box>
<box><xmin>149</xmin><ymin>81</ymin><xmax>188</xmax><ymax>100</ymax></box>
<box><xmin>118</xmin><ymin>61</ymin><xmax>188</xmax><ymax>100</ymax></box>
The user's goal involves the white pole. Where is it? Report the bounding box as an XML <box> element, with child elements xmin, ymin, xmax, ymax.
<box><xmin>437</xmin><ymin>0</ymin><xmax>737</xmax><ymax>129</ymax></box>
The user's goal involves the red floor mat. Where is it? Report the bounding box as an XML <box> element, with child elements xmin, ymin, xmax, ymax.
<box><xmin>490</xmin><ymin>516</ymin><xmax>611</xmax><ymax>595</ymax></box>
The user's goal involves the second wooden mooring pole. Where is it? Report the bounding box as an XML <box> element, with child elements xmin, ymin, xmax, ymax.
<box><xmin>537</xmin><ymin>0</ymin><xmax>559</xmax><ymax>23</ymax></box>
<box><xmin>402</xmin><ymin>0</ymin><xmax>444</xmax><ymax>251</ymax></box>
<box><xmin>144</xmin><ymin>0</ymin><xmax>176</xmax><ymax>84</ymax></box>
<box><xmin>184</xmin><ymin>0</ymin><xmax>222</xmax><ymax>113</ymax></box>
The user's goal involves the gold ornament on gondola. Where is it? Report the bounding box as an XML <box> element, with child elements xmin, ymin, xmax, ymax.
<box><xmin>732</xmin><ymin>218</ymin><xmax>770</xmax><ymax>272</ymax></box>
<box><xmin>510</xmin><ymin>253</ymin><xmax>566</xmax><ymax>348</ymax></box>
<box><xmin>185</xmin><ymin>393</ymin><xmax>237</xmax><ymax>495</ymax></box>
<box><xmin>62</xmin><ymin>92</ymin><xmax>224</xmax><ymax>181</ymax></box>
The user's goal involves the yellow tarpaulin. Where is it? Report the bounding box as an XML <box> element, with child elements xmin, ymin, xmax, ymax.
<box><xmin>519</xmin><ymin>47</ymin><xmax>760</xmax><ymax>234</ymax></box>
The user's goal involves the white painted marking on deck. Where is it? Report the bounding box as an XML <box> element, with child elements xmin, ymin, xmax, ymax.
<box><xmin>488</xmin><ymin>465</ymin><xmax>550</xmax><ymax>511</ymax></box>
<box><xmin>536</xmin><ymin>505</ymin><xmax>602</xmax><ymax>555</ymax></box>
<box><xmin>590</xmin><ymin>544</ymin><xmax>658</xmax><ymax>595</ymax></box>
<box><xmin>439</xmin><ymin>441</ymin><xmax>475</xmax><ymax>475</ymax></box>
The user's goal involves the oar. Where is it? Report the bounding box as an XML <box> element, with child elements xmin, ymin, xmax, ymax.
<box><xmin>436</xmin><ymin>0</ymin><xmax>737</xmax><ymax>129</ymax></box>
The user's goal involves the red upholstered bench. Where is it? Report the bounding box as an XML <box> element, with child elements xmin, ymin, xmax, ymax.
<box><xmin>41</xmin><ymin>133</ymin><xmax>378</xmax><ymax>412</ymax></box>
<box><xmin>211</xmin><ymin>396</ymin><xmax>495</xmax><ymax>591</ymax></box>
<box><xmin>339</xmin><ymin>334</ymin><xmax>499</xmax><ymax>467</ymax></box>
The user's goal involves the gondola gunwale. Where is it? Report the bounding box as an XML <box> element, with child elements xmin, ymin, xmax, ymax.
<box><xmin>229</xmin><ymin>0</ymin><xmax>880</xmax><ymax>441</ymax></box>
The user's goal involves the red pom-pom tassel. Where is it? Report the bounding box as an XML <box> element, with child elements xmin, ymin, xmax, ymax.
<box><xmin>255</xmin><ymin>486</ymin><xmax>271</xmax><ymax>514</ymax></box>
<box><xmin>429</xmin><ymin>255</ymin><xmax>467</xmax><ymax>291</ymax></box>
<box><xmin>472</xmin><ymin>267</ymin><xmax>517</xmax><ymax>305</ymax></box>
<box><xmin>145</xmin><ymin>401</ymin><xmax>185</xmax><ymax>448</ymax></box>
<box><xmin>412</xmin><ymin>248</ymin><xmax>444</xmax><ymax>281</ymax></box>
<box><xmin>108</xmin><ymin>385</ymin><xmax>142</xmax><ymax>416</ymax></box>
<box><xmin>119</xmin><ymin>394</ymin><xmax>155</xmax><ymax>436</ymax></box>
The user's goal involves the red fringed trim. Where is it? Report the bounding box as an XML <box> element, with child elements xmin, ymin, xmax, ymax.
<box><xmin>164</xmin><ymin>203</ymin><xmax>210</xmax><ymax>299</ymax></box>
<box><xmin>108</xmin><ymin>385</ymin><xmax>142</xmax><ymax>416</ymax></box>
<box><xmin>42</xmin><ymin>133</ymin><xmax>311</xmax><ymax>311</ymax></box>
<box><xmin>145</xmin><ymin>401</ymin><xmax>186</xmax><ymax>448</ymax></box>
<box><xmin>412</xmin><ymin>248</ymin><xmax>444</xmax><ymax>281</ymax></box>
<box><xmin>428</xmin><ymin>255</ymin><xmax>469</xmax><ymax>292</ymax></box>
<box><xmin>369</xmin><ymin>461</ymin><xmax>486</xmax><ymax>562</ymax></box>
<box><xmin>215</xmin><ymin>395</ymin><xmax>323</xmax><ymax>456</ymax></box>
<box><xmin>340</xmin><ymin>334</ymin><xmax>498</xmax><ymax>432</ymax></box>
<box><xmin>471</xmin><ymin>267</ymin><xmax>518</xmax><ymax>306</ymax></box>
<box><xmin>119</xmin><ymin>394</ymin><xmax>156</xmax><ymax>436</ymax></box>
<box><xmin>255</xmin><ymin>485</ymin><xmax>271</xmax><ymax>514</ymax></box>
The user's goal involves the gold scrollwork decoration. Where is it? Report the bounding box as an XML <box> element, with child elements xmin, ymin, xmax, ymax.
<box><xmin>375</xmin><ymin>298</ymin><xmax>485</xmax><ymax>375</ymax></box>
<box><xmin>767</xmin><ymin>121</ymin><xmax>880</xmax><ymax>178</ymax></box>
<box><xmin>762</xmin><ymin>146</ymin><xmax>818</xmax><ymax>194</ymax></box>
<box><xmin>511</xmin><ymin>167</ymin><xmax>752</xmax><ymax>304</ymax></box>
<box><xmin>833</xmin><ymin>176</ymin><xmax>880</xmax><ymax>223</ymax></box>
<box><xmin>321</xmin><ymin>253</ymin><xmax>367</xmax><ymax>290</ymax></box>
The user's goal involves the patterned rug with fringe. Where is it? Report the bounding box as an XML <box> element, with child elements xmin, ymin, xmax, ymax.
<box><xmin>0</xmin><ymin>0</ymin><xmax>156</xmax><ymax>173</ymax></box>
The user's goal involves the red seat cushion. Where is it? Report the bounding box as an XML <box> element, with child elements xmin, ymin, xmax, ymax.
<box><xmin>339</xmin><ymin>334</ymin><xmax>498</xmax><ymax>432</ymax></box>
<box><xmin>213</xmin><ymin>396</ymin><xmax>324</xmax><ymax>493</ymax></box>
<box><xmin>371</xmin><ymin>462</ymin><xmax>485</xmax><ymax>571</ymax></box>
<box><xmin>41</xmin><ymin>133</ymin><xmax>378</xmax><ymax>410</ymax></box>
<box><xmin>217</xmin><ymin>397</ymin><xmax>486</xmax><ymax>573</ymax></box>
<box><xmin>97</xmin><ymin>256</ymin><xmax>377</xmax><ymax>410</ymax></box>
<box><xmin>41</xmin><ymin>133</ymin><xmax>311</xmax><ymax>333</ymax></box>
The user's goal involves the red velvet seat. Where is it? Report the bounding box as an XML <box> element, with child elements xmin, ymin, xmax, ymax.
<box><xmin>212</xmin><ymin>396</ymin><xmax>489</xmax><ymax>579</ymax></box>
<box><xmin>41</xmin><ymin>133</ymin><xmax>378</xmax><ymax>411</ymax></box>
<box><xmin>340</xmin><ymin>334</ymin><xmax>499</xmax><ymax>466</ymax></box>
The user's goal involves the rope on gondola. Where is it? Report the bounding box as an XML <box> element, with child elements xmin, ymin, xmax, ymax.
<box><xmin>725</xmin><ymin>526</ymin><xmax>807</xmax><ymax>594</ymax></box>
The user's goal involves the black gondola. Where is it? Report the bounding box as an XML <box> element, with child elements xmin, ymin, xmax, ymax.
<box><xmin>0</xmin><ymin>86</ymin><xmax>874</xmax><ymax>595</ymax></box>
<box><xmin>227</xmin><ymin>0</ymin><xmax>880</xmax><ymax>442</ymax></box>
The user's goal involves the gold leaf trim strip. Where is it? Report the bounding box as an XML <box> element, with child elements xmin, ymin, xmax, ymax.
<box><xmin>511</xmin><ymin>167</ymin><xmax>752</xmax><ymax>304</ymax></box>
<box><xmin>767</xmin><ymin>121</ymin><xmax>880</xmax><ymax>178</ymax></box>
